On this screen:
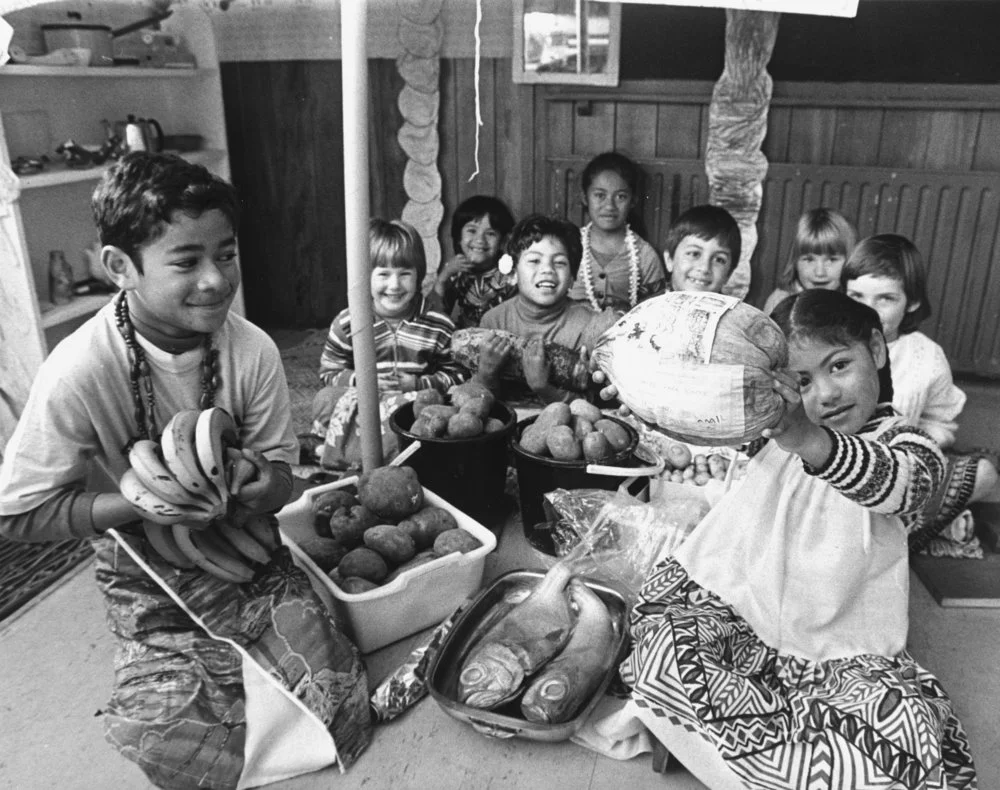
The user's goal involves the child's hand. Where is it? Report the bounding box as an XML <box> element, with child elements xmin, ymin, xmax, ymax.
<box><xmin>438</xmin><ymin>254</ymin><xmax>474</xmax><ymax>282</ymax></box>
<box><xmin>397</xmin><ymin>373</ymin><xmax>418</xmax><ymax>392</ymax></box>
<box><xmin>377</xmin><ymin>371</ymin><xmax>402</xmax><ymax>391</ymax></box>
<box><xmin>478</xmin><ymin>333</ymin><xmax>513</xmax><ymax>381</ymax></box>
<box><xmin>226</xmin><ymin>447</ymin><xmax>276</xmax><ymax>511</ymax></box>
<box><xmin>761</xmin><ymin>370</ymin><xmax>831</xmax><ymax>465</ymax></box>
<box><xmin>523</xmin><ymin>337</ymin><xmax>551</xmax><ymax>393</ymax></box>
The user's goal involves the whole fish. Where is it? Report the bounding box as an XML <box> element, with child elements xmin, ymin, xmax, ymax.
<box><xmin>450</xmin><ymin>328</ymin><xmax>591</xmax><ymax>392</ymax></box>
<box><xmin>520</xmin><ymin>580</ymin><xmax>617</xmax><ymax>724</ymax></box>
<box><xmin>458</xmin><ymin>562</ymin><xmax>575</xmax><ymax>709</ymax></box>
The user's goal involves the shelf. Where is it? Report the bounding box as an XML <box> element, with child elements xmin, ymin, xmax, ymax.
<box><xmin>0</xmin><ymin>65</ymin><xmax>203</xmax><ymax>78</ymax></box>
<box><xmin>18</xmin><ymin>150</ymin><xmax>227</xmax><ymax>190</ymax></box>
<box><xmin>40</xmin><ymin>293</ymin><xmax>114</xmax><ymax>329</ymax></box>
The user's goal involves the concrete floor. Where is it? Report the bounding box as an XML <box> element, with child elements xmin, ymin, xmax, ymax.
<box><xmin>1</xmin><ymin>504</ymin><xmax>999</xmax><ymax>790</ymax></box>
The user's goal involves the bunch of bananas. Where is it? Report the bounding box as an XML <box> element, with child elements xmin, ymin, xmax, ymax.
<box><xmin>122</xmin><ymin>407</ymin><xmax>279</xmax><ymax>583</ymax></box>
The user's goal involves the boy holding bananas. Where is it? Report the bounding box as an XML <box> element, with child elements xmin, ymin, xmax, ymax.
<box><xmin>0</xmin><ymin>153</ymin><xmax>371</xmax><ymax>788</ymax></box>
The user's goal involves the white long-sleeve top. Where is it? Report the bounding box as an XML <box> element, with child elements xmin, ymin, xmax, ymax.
<box><xmin>889</xmin><ymin>331</ymin><xmax>966</xmax><ymax>448</ymax></box>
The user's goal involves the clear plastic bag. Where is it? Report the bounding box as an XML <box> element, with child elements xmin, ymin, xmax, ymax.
<box><xmin>544</xmin><ymin>484</ymin><xmax>711</xmax><ymax>606</ymax></box>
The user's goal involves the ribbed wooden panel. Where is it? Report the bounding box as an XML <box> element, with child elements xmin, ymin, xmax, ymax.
<box><xmin>545</xmin><ymin>156</ymin><xmax>1000</xmax><ymax>376</ymax></box>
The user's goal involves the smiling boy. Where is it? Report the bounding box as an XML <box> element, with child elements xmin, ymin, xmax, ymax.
<box><xmin>663</xmin><ymin>204</ymin><xmax>741</xmax><ymax>293</ymax></box>
<box><xmin>476</xmin><ymin>214</ymin><xmax>619</xmax><ymax>404</ymax></box>
<box><xmin>0</xmin><ymin>152</ymin><xmax>370</xmax><ymax>787</ymax></box>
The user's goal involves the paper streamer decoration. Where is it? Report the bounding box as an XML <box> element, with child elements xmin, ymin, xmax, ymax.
<box><xmin>707</xmin><ymin>9</ymin><xmax>780</xmax><ymax>300</ymax></box>
<box><xmin>396</xmin><ymin>0</ymin><xmax>445</xmax><ymax>285</ymax></box>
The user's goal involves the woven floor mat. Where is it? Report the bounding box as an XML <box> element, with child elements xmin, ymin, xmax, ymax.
<box><xmin>280</xmin><ymin>330</ymin><xmax>326</xmax><ymax>436</ymax></box>
<box><xmin>0</xmin><ymin>538</ymin><xmax>94</xmax><ymax>623</ymax></box>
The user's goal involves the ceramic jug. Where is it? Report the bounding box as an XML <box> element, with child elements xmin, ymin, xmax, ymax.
<box><xmin>123</xmin><ymin>115</ymin><xmax>164</xmax><ymax>153</ymax></box>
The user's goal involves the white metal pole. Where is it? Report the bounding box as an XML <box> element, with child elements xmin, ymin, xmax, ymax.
<box><xmin>341</xmin><ymin>0</ymin><xmax>383</xmax><ymax>470</ymax></box>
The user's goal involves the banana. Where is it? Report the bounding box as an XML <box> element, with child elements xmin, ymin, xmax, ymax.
<box><xmin>240</xmin><ymin>512</ymin><xmax>281</xmax><ymax>552</ymax></box>
<box><xmin>172</xmin><ymin>523</ymin><xmax>256</xmax><ymax>584</ymax></box>
<box><xmin>217</xmin><ymin>518</ymin><xmax>272</xmax><ymax>566</ymax></box>
<box><xmin>120</xmin><ymin>468</ymin><xmax>198</xmax><ymax>525</ymax></box>
<box><xmin>143</xmin><ymin>520</ymin><xmax>196</xmax><ymax>569</ymax></box>
<box><xmin>162</xmin><ymin>409</ymin><xmax>221</xmax><ymax>505</ymax></box>
<box><xmin>129</xmin><ymin>439</ymin><xmax>212</xmax><ymax>509</ymax></box>
<box><xmin>194</xmin><ymin>407</ymin><xmax>238</xmax><ymax>505</ymax></box>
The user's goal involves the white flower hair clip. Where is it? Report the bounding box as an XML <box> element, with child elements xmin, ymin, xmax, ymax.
<box><xmin>497</xmin><ymin>254</ymin><xmax>514</xmax><ymax>275</ymax></box>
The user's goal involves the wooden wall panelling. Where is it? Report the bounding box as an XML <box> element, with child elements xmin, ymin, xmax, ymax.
<box><xmin>614</xmin><ymin>103</ymin><xmax>659</xmax><ymax>160</ymax></box>
<box><xmin>830</xmin><ymin>108</ymin><xmax>884</xmax><ymax>167</ymax></box>
<box><xmin>925</xmin><ymin>111</ymin><xmax>980</xmax><ymax>171</ymax></box>
<box><xmin>972</xmin><ymin>112</ymin><xmax>1000</xmax><ymax>172</ymax></box>
<box><xmin>572</xmin><ymin>101</ymin><xmax>615</xmax><ymax>158</ymax></box>
<box><xmin>878</xmin><ymin>109</ymin><xmax>932</xmax><ymax>169</ymax></box>
<box><xmin>654</xmin><ymin>104</ymin><xmax>705</xmax><ymax>160</ymax></box>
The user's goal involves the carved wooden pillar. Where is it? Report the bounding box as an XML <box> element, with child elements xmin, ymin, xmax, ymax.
<box><xmin>706</xmin><ymin>9</ymin><xmax>780</xmax><ymax>300</ymax></box>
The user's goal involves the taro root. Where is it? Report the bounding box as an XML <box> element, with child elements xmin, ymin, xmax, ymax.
<box><xmin>338</xmin><ymin>547</ymin><xmax>389</xmax><ymax>583</ymax></box>
<box><xmin>412</xmin><ymin>388</ymin><xmax>445</xmax><ymax>417</ymax></box>
<box><xmin>518</xmin><ymin>424</ymin><xmax>549</xmax><ymax>457</ymax></box>
<box><xmin>327</xmin><ymin>504</ymin><xmax>378</xmax><ymax>548</ymax></box>
<box><xmin>385</xmin><ymin>550</ymin><xmax>439</xmax><ymax>582</ymax></box>
<box><xmin>447</xmin><ymin>412</ymin><xmax>483</xmax><ymax>438</ymax></box>
<box><xmin>433</xmin><ymin>528</ymin><xmax>482</xmax><ymax>556</ymax></box>
<box><xmin>357</xmin><ymin>465</ymin><xmax>424</xmax><ymax>521</ymax></box>
<box><xmin>299</xmin><ymin>536</ymin><xmax>350</xmax><ymax>572</ymax></box>
<box><xmin>339</xmin><ymin>576</ymin><xmax>379</xmax><ymax>594</ymax></box>
<box><xmin>534</xmin><ymin>402</ymin><xmax>572</xmax><ymax>430</ymax></box>
<box><xmin>569</xmin><ymin>398</ymin><xmax>602</xmax><ymax>423</ymax></box>
<box><xmin>582</xmin><ymin>431</ymin><xmax>614</xmax><ymax>463</ymax></box>
<box><xmin>400</xmin><ymin>506</ymin><xmax>458</xmax><ymax>550</ymax></box>
<box><xmin>594</xmin><ymin>419</ymin><xmax>631</xmax><ymax>452</ymax></box>
<box><xmin>546</xmin><ymin>425</ymin><xmax>582</xmax><ymax>461</ymax></box>
<box><xmin>363</xmin><ymin>524</ymin><xmax>417</xmax><ymax>565</ymax></box>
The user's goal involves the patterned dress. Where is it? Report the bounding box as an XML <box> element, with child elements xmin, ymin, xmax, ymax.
<box><xmin>435</xmin><ymin>266</ymin><xmax>518</xmax><ymax>329</ymax></box>
<box><xmin>621</xmin><ymin>408</ymin><xmax>977</xmax><ymax>789</ymax></box>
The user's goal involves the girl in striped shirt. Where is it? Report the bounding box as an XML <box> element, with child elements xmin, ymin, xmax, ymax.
<box><xmin>310</xmin><ymin>219</ymin><xmax>465</xmax><ymax>468</ymax></box>
<box><xmin>622</xmin><ymin>289</ymin><xmax>975</xmax><ymax>789</ymax></box>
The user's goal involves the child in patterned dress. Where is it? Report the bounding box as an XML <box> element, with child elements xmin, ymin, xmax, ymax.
<box><xmin>621</xmin><ymin>289</ymin><xmax>976</xmax><ymax>789</ymax></box>
<box><xmin>430</xmin><ymin>195</ymin><xmax>517</xmax><ymax>328</ymax></box>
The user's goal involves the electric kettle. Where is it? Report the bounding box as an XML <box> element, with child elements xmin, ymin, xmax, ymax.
<box><xmin>123</xmin><ymin>115</ymin><xmax>165</xmax><ymax>153</ymax></box>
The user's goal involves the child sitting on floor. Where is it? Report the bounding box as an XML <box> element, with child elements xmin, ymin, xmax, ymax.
<box><xmin>569</xmin><ymin>151</ymin><xmax>665</xmax><ymax>311</ymax></box>
<box><xmin>844</xmin><ymin>233</ymin><xmax>999</xmax><ymax>558</ymax></box>
<box><xmin>761</xmin><ymin>207</ymin><xmax>857</xmax><ymax>313</ymax></box>
<box><xmin>430</xmin><ymin>194</ymin><xmax>517</xmax><ymax>328</ymax></box>
<box><xmin>662</xmin><ymin>204</ymin><xmax>742</xmax><ymax>294</ymax></box>
<box><xmin>0</xmin><ymin>152</ymin><xmax>371</xmax><ymax>789</ymax></box>
<box><xmin>621</xmin><ymin>289</ymin><xmax>976</xmax><ymax>789</ymax></box>
<box><xmin>311</xmin><ymin>218</ymin><xmax>466</xmax><ymax>468</ymax></box>
<box><xmin>476</xmin><ymin>214</ymin><xmax>619</xmax><ymax>405</ymax></box>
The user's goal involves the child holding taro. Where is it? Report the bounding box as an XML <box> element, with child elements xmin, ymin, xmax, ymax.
<box><xmin>476</xmin><ymin>214</ymin><xmax>619</xmax><ymax>405</ymax></box>
<box><xmin>761</xmin><ymin>207</ymin><xmax>857</xmax><ymax>313</ymax></box>
<box><xmin>844</xmin><ymin>233</ymin><xmax>999</xmax><ymax>558</ymax></box>
<box><xmin>430</xmin><ymin>194</ymin><xmax>517</xmax><ymax>328</ymax></box>
<box><xmin>569</xmin><ymin>151</ymin><xmax>666</xmax><ymax>311</ymax></box>
<box><xmin>311</xmin><ymin>218</ymin><xmax>466</xmax><ymax>468</ymax></box>
<box><xmin>0</xmin><ymin>153</ymin><xmax>370</xmax><ymax>788</ymax></box>
<box><xmin>617</xmin><ymin>289</ymin><xmax>975</xmax><ymax>788</ymax></box>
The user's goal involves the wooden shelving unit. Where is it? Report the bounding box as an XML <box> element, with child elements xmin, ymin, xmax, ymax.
<box><xmin>0</xmin><ymin>6</ymin><xmax>234</xmax><ymax>448</ymax></box>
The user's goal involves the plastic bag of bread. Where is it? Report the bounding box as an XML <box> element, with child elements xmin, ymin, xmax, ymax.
<box><xmin>591</xmin><ymin>292</ymin><xmax>787</xmax><ymax>444</ymax></box>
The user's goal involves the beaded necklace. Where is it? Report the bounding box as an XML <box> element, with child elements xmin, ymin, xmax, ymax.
<box><xmin>114</xmin><ymin>290</ymin><xmax>219</xmax><ymax>442</ymax></box>
<box><xmin>580</xmin><ymin>223</ymin><xmax>641</xmax><ymax>310</ymax></box>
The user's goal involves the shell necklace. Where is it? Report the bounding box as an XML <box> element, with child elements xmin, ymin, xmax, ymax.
<box><xmin>580</xmin><ymin>222</ymin><xmax>640</xmax><ymax>310</ymax></box>
<box><xmin>114</xmin><ymin>290</ymin><xmax>219</xmax><ymax>443</ymax></box>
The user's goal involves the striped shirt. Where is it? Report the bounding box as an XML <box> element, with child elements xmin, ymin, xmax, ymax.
<box><xmin>318</xmin><ymin>295</ymin><xmax>466</xmax><ymax>392</ymax></box>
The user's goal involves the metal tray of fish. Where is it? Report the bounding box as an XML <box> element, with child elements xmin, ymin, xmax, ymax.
<box><xmin>427</xmin><ymin>569</ymin><xmax>629</xmax><ymax>741</ymax></box>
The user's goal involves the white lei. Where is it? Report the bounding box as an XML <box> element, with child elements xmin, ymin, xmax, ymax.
<box><xmin>580</xmin><ymin>222</ymin><xmax>640</xmax><ymax>310</ymax></box>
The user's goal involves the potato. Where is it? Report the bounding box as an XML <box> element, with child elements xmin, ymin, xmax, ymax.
<box><xmin>569</xmin><ymin>398</ymin><xmax>602</xmax><ymax>423</ymax></box>
<box><xmin>401</xmin><ymin>506</ymin><xmax>458</xmax><ymax>549</ymax></box>
<box><xmin>419</xmin><ymin>404</ymin><xmax>460</xmax><ymax>421</ymax></box>
<box><xmin>708</xmin><ymin>454</ymin><xmax>729</xmax><ymax>480</ymax></box>
<box><xmin>299</xmin><ymin>536</ymin><xmax>350</xmax><ymax>572</ymax></box>
<box><xmin>363</xmin><ymin>524</ymin><xmax>417</xmax><ymax>565</ymax></box>
<box><xmin>357</xmin><ymin>465</ymin><xmax>424</xmax><ymax>520</ymax></box>
<box><xmin>682</xmin><ymin>465</ymin><xmax>695</xmax><ymax>480</ymax></box>
<box><xmin>458</xmin><ymin>397</ymin><xmax>492</xmax><ymax>422</ymax></box>
<box><xmin>518</xmin><ymin>424</ymin><xmax>550</xmax><ymax>456</ymax></box>
<box><xmin>669</xmin><ymin>470</ymin><xmax>684</xmax><ymax>484</ymax></box>
<box><xmin>447</xmin><ymin>411</ymin><xmax>484</xmax><ymax>438</ymax></box>
<box><xmin>412</xmin><ymin>388</ymin><xmax>445</xmax><ymax>417</ymax></box>
<box><xmin>665</xmin><ymin>441</ymin><xmax>693</xmax><ymax>470</ymax></box>
<box><xmin>535</xmin><ymin>402</ymin><xmax>572</xmax><ymax>429</ymax></box>
<box><xmin>484</xmin><ymin>417</ymin><xmax>506</xmax><ymax>434</ymax></box>
<box><xmin>339</xmin><ymin>576</ymin><xmax>380</xmax><ymax>594</ymax></box>
<box><xmin>572</xmin><ymin>417</ymin><xmax>594</xmax><ymax>440</ymax></box>
<box><xmin>693</xmin><ymin>471</ymin><xmax>711</xmax><ymax>486</ymax></box>
<box><xmin>546</xmin><ymin>425</ymin><xmax>582</xmax><ymax>461</ymax></box>
<box><xmin>582</xmin><ymin>431</ymin><xmax>614</xmax><ymax>463</ymax></box>
<box><xmin>594</xmin><ymin>419</ymin><xmax>631</xmax><ymax>452</ymax></box>
<box><xmin>449</xmin><ymin>381</ymin><xmax>495</xmax><ymax>410</ymax></box>
<box><xmin>693</xmin><ymin>454</ymin><xmax>709</xmax><ymax>471</ymax></box>
<box><xmin>338</xmin><ymin>547</ymin><xmax>389</xmax><ymax>583</ymax></box>
<box><xmin>327</xmin><ymin>505</ymin><xmax>378</xmax><ymax>547</ymax></box>
<box><xmin>311</xmin><ymin>489</ymin><xmax>358</xmax><ymax>517</ymax></box>
<box><xmin>433</xmin><ymin>528</ymin><xmax>482</xmax><ymax>556</ymax></box>
<box><xmin>410</xmin><ymin>415</ymin><xmax>447</xmax><ymax>439</ymax></box>
<box><xmin>385</xmin><ymin>550</ymin><xmax>439</xmax><ymax>582</ymax></box>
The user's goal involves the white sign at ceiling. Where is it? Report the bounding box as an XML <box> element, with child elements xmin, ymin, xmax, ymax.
<box><xmin>596</xmin><ymin>0</ymin><xmax>859</xmax><ymax>18</ymax></box>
